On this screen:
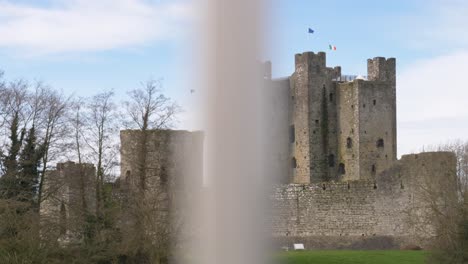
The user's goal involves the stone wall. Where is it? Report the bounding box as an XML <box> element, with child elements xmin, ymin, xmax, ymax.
<box><xmin>120</xmin><ymin>129</ymin><xmax>204</xmax><ymax>191</ymax></box>
<box><xmin>40</xmin><ymin>161</ymin><xmax>96</xmax><ymax>241</ymax></box>
<box><xmin>271</xmin><ymin>151</ymin><xmax>457</xmax><ymax>249</ymax></box>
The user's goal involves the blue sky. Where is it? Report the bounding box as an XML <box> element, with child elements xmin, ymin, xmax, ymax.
<box><xmin>0</xmin><ymin>0</ymin><xmax>467</xmax><ymax>156</ymax></box>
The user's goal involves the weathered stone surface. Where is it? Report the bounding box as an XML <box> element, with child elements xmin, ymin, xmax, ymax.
<box><xmin>271</xmin><ymin>152</ymin><xmax>457</xmax><ymax>249</ymax></box>
<box><xmin>40</xmin><ymin>161</ymin><xmax>96</xmax><ymax>242</ymax></box>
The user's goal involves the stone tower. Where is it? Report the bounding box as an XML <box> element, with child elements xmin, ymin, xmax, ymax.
<box><xmin>290</xmin><ymin>52</ymin><xmax>341</xmax><ymax>183</ymax></box>
<box><xmin>336</xmin><ymin>57</ymin><xmax>396</xmax><ymax>181</ymax></box>
<box><xmin>120</xmin><ymin>129</ymin><xmax>204</xmax><ymax>191</ymax></box>
<box><xmin>270</xmin><ymin>51</ymin><xmax>396</xmax><ymax>183</ymax></box>
<box><xmin>40</xmin><ymin>161</ymin><xmax>96</xmax><ymax>241</ymax></box>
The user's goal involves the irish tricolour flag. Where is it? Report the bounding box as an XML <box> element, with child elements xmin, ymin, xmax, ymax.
<box><xmin>329</xmin><ymin>44</ymin><xmax>337</xmax><ymax>51</ymax></box>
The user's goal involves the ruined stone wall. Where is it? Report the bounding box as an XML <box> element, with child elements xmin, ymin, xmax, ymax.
<box><xmin>337</xmin><ymin>81</ymin><xmax>360</xmax><ymax>181</ymax></box>
<box><xmin>367</xmin><ymin>57</ymin><xmax>397</xmax><ymax>161</ymax></box>
<box><xmin>40</xmin><ymin>161</ymin><xmax>96</xmax><ymax>240</ymax></box>
<box><xmin>291</xmin><ymin>53</ymin><xmax>312</xmax><ymax>184</ymax></box>
<box><xmin>271</xmin><ymin>152</ymin><xmax>457</xmax><ymax>249</ymax></box>
<box><xmin>120</xmin><ymin>129</ymin><xmax>204</xmax><ymax>191</ymax></box>
<box><xmin>357</xmin><ymin>80</ymin><xmax>396</xmax><ymax>180</ymax></box>
<box><xmin>291</xmin><ymin>52</ymin><xmax>341</xmax><ymax>183</ymax></box>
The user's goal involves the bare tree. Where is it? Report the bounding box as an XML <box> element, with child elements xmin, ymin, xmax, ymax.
<box><xmin>36</xmin><ymin>87</ymin><xmax>70</xmax><ymax>208</ymax></box>
<box><xmin>123</xmin><ymin>79</ymin><xmax>180</xmax><ymax>131</ymax></box>
<box><xmin>419</xmin><ymin>141</ymin><xmax>468</xmax><ymax>263</ymax></box>
<box><xmin>85</xmin><ymin>90</ymin><xmax>118</xmax><ymax>218</ymax></box>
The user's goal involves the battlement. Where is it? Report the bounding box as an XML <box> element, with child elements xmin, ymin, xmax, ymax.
<box><xmin>367</xmin><ymin>57</ymin><xmax>396</xmax><ymax>84</ymax></box>
<box><xmin>56</xmin><ymin>161</ymin><xmax>95</xmax><ymax>171</ymax></box>
<box><xmin>294</xmin><ymin>51</ymin><xmax>327</xmax><ymax>72</ymax></box>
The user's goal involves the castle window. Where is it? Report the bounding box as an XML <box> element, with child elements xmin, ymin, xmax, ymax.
<box><xmin>291</xmin><ymin>157</ymin><xmax>297</xmax><ymax>169</ymax></box>
<box><xmin>315</xmin><ymin>119</ymin><xmax>319</xmax><ymax>124</ymax></box>
<box><xmin>351</xmin><ymin>105</ymin><xmax>354</xmax><ymax>109</ymax></box>
<box><xmin>59</xmin><ymin>202</ymin><xmax>67</xmax><ymax>235</ymax></box>
<box><xmin>328</xmin><ymin>154</ymin><xmax>335</xmax><ymax>167</ymax></box>
<box><xmin>338</xmin><ymin>163</ymin><xmax>346</xmax><ymax>174</ymax></box>
<box><xmin>376</xmin><ymin>138</ymin><xmax>384</xmax><ymax>148</ymax></box>
<box><xmin>329</xmin><ymin>93</ymin><xmax>334</xmax><ymax>102</ymax></box>
<box><xmin>371</xmin><ymin>164</ymin><xmax>376</xmax><ymax>174</ymax></box>
<box><xmin>363</xmin><ymin>104</ymin><xmax>366</xmax><ymax>108</ymax></box>
<box><xmin>346</xmin><ymin>137</ymin><xmax>353</xmax><ymax>149</ymax></box>
<box><xmin>373</xmin><ymin>99</ymin><xmax>376</xmax><ymax>105</ymax></box>
<box><xmin>160</xmin><ymin>166</ymin><xmax>168</xmax><ymax>185</ymax></box>
<box><xmin>289</xmin><ymin>125</ymin><xmax>295</xmax><ymax>143</ymax></box>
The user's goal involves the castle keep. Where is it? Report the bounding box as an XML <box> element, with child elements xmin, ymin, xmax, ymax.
<box><xmin>267</xmin><ymin>51</ymin><xmax>457</xmax><ymax>249</ymax></box>
<box><xmin>268</xmin><ymin>52</ymin><xmax>397</xmax><ymax>183</ymax></box>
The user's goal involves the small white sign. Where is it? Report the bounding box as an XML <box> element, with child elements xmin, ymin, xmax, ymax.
<box><xmin>293</xmin><ymin>243</ymin><xmax>305</xmax><ymax>250</ymax></box>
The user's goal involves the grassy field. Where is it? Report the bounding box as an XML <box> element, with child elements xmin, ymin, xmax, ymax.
<box><xmin>276</xmin><ymin>250</ymin><xmax>427</xmax><ymax>264</ymax></box>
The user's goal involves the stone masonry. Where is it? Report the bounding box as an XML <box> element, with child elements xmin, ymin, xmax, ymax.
<box><xmin>39</xmin><ymin>161</ymin><xmax>96</xmax><ymax>242</ymax></box>
<box><xmin>266</xmin><ymin>51</ymin><xmax>457</xmax><ymax>249</ymax></box>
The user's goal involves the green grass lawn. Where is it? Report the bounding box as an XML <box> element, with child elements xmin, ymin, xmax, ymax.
<box><xmin>276</xmin><ymin>250</ymin><xmax>427</xmax><ymax>264</ymax></box>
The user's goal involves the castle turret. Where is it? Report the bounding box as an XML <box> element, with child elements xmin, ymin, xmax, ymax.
<box><xmin>367</xmin><ymin>57</ymin><xmax>396</xmax><ymax>86</ymax></box>
<box><xmin>291</xmin><ymin>52</ymin><xmax>339</xmax><ymax>183</ymax></box>
<box><xmin>336</xmin><ymin>57</ymin><xmax>397</xmax><ymax>181</ymax></box>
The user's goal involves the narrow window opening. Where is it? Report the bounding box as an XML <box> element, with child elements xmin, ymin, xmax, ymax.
<box><xmin>59</xmin><ymin>202</ymin><xmax>67</xmax><ymax>235</ymax></box>
<box><xmin>351</xmin><ymin>105</ymin><xmax>354</xmax><ymax>109</ymax></box>
<box><xmin>289</xmin><ymin>125</ymin><xmax>295</xmax><ymax>143</ymax></box>
<box><xmin>329</xmin><ymin>93</ymin><xmax>334</xmax><ymax>102</ymax></box>
<box><xmin>160</xmin><ymin>166</ymin><xmax>168</xmax><ymax>185</ymax></box>
<box><xmin>346</xmin><ymin>137</ymin><xmax>353</xmax><ymax>149</ymax></box>
<box><xmin>338</xmin><ymin>163</ymin><xmax>346</xmax><ymax>174</ymax></box>
<box><xmin>373</xmin><ymin>182</ymin><xmax>378</xmax><ymax>189</ymax></box>
<box><xmin>328</xmin><ymin>154</ymin><xmax>335</xmax><ymax>167</ymax></box>
<box><xmin>322</xmin><ymin>184</ymin><xmax>326</xmax><ymax>190</ymax></box>
<box><xmin>315</xmin><ymin>119</ymin><xmax>319</xmax><ymax>124</ymax></box>
<box><xmin>291</xmin><ymin>157</ymin><xmax>297</xmax><ymax>168</ymax></box>
<box><xmin>371</xmin><ymin>164</ymin><xmax>376</xmax><ymax>174</ymax></box>
<box><xmin>363</xmin><ymin>104</ymin><xmax>366</xmax><ymax>108</ymax></box>
<box><xmin>373</xmin><ymin>99</ymin><xmax>376</xmax><ymax>105</ymax></box>
<box><xmin>376</xmin><ymin>138</ymin><xmax>384</xmax><ymax>148</ymax></box>
<box><xmin>347</xmin><ymin>182</ymin><xmax>350</xmax><ymax>189</ymax></box>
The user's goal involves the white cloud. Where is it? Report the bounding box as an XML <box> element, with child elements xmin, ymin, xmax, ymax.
<box><xmin>401</xmin><ymin>0</ymin><xmax>468</xmax><ymax>51</ymax></box>
<box><xmin>0</xmin><ymin>0</ymin><xmax>192</xmax><ymax>55</ymax></box>
<box><xmin>397</xmin><ymin>51</ymin><xmax>468</xmax><ymax>155</ymax></box>
<box><xmin>397</xmin><ymin>51</ymin><xmax>468</xmax><ymax>122</ymax></box>
<box><xmin>394</xmin><ymin>0</ymin><xmax>468</xmax><ymax>155</ymax></box>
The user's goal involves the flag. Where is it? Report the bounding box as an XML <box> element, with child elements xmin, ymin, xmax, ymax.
<box><xmin>329</xmin><ymin>44</ymin><xmax>337</xmax><ymax>51</ymax></box>
<box><xmin>308</xmin><ymin>28</ymin><xmax>314</xmax><ymax>33</ymax></box>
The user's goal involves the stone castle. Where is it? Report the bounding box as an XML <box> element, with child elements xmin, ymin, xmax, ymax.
<box><xmin>267</xmin><ymin>51</ymin><xmax>456</xmax><ymax>249</ymax></box>
<box><xmin>40</xmin><ymin>51</ymin><xmax>457</xmax><ymax>249</ymax></box>
<box><xmin>266</xmin><ymin>51</ymin><xmax>396</xmax><ymax>184</ymax></box>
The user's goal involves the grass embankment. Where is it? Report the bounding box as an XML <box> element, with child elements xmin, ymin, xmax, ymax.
<box><xmin>276</xmin><ymin>250</ymin><xmax>427</xmax><ymax>264</ymax></box>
